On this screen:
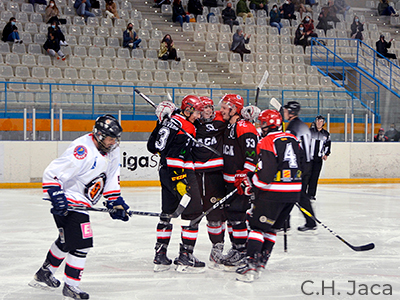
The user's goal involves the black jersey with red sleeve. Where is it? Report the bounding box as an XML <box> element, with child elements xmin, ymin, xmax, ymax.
<box><xmin>147</xmin><ymin>112</ymin><xmax>196</xmax><ymax>170</ymax></box>
<box><xmin>193</xmin><ymin>111</ymin><xmax>227</xmax><ymax>172</ymax></box>
<box><xmin>222</xmin><ymin>119</ymin><xmax>258</xmax><ymax>184</ymax></box>
<box><xmin>252</xmin><ymin>130</ymin><xmax>302</xmax><ymax>203</ymax></box>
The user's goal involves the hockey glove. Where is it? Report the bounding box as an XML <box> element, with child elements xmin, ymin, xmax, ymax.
<box><xmin>155</xmin><ymin>101</ymin><xmax>177</xmax><ymax>122</ymax></box>
<box><xmin>234</xmin><ymin>170</ymin><xmax>253</xmax><ymax>196</ymax></box>
<box><xmin>105</xmin><ymin>197</ymin><xmax>130</xmax><ymax>221</ymax></box>
<box><xmin>48</xmin><ymin>187</ymin><xmax>68</xmax><ymax>216</ymax></box>
<box><xmin>171</xmin><ymin>169</ymin><xmax>190</xmax><ymax>196</ymax></box>
<box><xmin>241</xmin><ymin>105</ymin><xmax>261</xmax><ymax>123</ymax></box>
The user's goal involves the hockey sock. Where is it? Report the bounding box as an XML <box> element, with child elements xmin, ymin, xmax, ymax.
<box><xmin>247</xmin><ymin>230</ymin><xmax>264</xmax><ymax>258</ymax></box>
<box><xmin>207</xmin><ymin>221</ymin><xmax>224</xmax><ymax>244</ymax></box>
<box><xmin>181</xmin><ymin>225</ymin><xmax>198</xmax><ymax>249</ymax></box>
<box><xmin>45</xmin><ymin>242</ymin><xmax>68</xmax><ymax>274</ymax></box>
<box><xmin>231</xmin><ymin>222</ymin><xmax>248</xmax><ymax>250</ymax></box>
<box><xmin>64</xmin><ymin>248</ymin><xmax>89</xmax><ymax>287</ymax></box>
<box><xmin>156</xmin><ymin>221</ymin><xmax>173</xmax><ymax>247</ymax></box>
<box><xmin>227</xmin><ymin>223</ymin><xmax>233</xmax><ymax>243</ymax></box>
<box><xmin>262</xmin><ymin>231</ymin><xmax>277</xmax><ymax>253</ymax></box>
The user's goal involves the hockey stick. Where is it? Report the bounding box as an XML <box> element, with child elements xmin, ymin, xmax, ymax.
<box><xmin>255</xmin><ymin>70</ymin><xmax>269</xmax><ymax>106</ymax></box>
<box><xmin>190</xmin><ymin>188</ymin><xmax>238</xmax><ymax>225</ymax></box>
<box><xmin>134</xmin><ymin>88</ymin><xmax>221</xmax><ymax>156</ymax></box>
<box><xmin>295</xmin><ymin>203</ymin><xmax>375</xmax><ymax>252</ymax></box>
<box><xmin>69</xmin><ymin>194</ymin><xmax>191</xmax><ymax>219</ymax></box>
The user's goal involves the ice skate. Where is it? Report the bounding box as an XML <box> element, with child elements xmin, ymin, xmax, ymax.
<box><xmin>63</xmin><ymin>283</ymin><xmax>89</xmax><ymax>299</ymax></box>
<box><xmin>208</xmin><ymin>242</ymin><xmax>225</xmax><ymax>270</ymax></box>
<box><xmin>28</xmin><ymin>263</ymin><xmax>60</xmax><ymax>291</ymax></box>
<box><xmin>236</xmin><ymin>257</ymin><xmax>259</xmax><ymax>282</ymax></box>
<box><xmin>221</xmin><ymin>247</ymin><xmax>246</xmax><ymax>272</ymax></box>
<box><xmin>257</xmin><ymin>250</ymin><xmax>271</xmax><ymax>274</ymax></box>
<box><xmin>174</xmin><ymin>244</ymin><xmax>205</xmax><ymax>273</ymax></box>
<box><xmin>153</xmin><ymin>242</ymin><xmax>172</xmax><ymax>272</ymax></box>
<box><xmin>297</xmin><ymin>225</ymin><xmax>318</xmax><ymax>234</ymax></box>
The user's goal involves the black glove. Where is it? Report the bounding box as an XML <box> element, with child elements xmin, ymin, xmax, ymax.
<box><xmin>105</xmin><ymin>197</ymin><xmax>130</xmax><ymax>221</ymax></box>
<box><xmin>47</xmin><ymin>187</ymin><xmax>68</xmax><ymax>216</ymax></box>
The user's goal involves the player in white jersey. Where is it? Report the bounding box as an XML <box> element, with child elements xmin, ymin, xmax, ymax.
<box><xmin>29</xmin><ymin>115</ymin><xmax>130</xmax><ymax>300</ymax></box>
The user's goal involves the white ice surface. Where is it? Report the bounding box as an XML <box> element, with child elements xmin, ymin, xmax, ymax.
<box><xmin>0</xmin><ymin>184</ymin><xmax>399</xmax><ymax>300</ymax></box>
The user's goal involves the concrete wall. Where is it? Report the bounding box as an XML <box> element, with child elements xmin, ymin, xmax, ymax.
<box><xmin>0</xmin><ymin>141</ymin><xmax>399</xmax><ymax>184</ymax></box>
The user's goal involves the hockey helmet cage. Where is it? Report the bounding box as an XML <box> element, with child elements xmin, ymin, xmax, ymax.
<box><xmin>283</xmin><ymin>101</ymin><xmax>301</xmax><ymax>116</ymax></box>
<box><xmin>93</xmin><ymin>114</ymin><xmax>122</xmax><ymax>154</ymax></box>
<box><xmin>181</xmin><ymin>95</ymin><xmax>204</xmax><ymax>113</ymax></box>
<box><xmin>219</xmin><ymin>94</ymin><xmax>244</xmax><ymax>114</ymax></box>
<box><xmin>258</xmin><ymin>109</ymin><xmax>282</xmax><ymax>129</ymax></box>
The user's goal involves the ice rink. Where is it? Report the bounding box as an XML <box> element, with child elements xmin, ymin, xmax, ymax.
<box><xmin>1</xmin><ymin>184</ymin><xmax>399</xmax><ymax>300</ymax></box>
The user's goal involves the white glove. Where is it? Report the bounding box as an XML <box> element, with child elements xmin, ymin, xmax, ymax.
<box><xmin>155</xmin><ymin>101</ymin><xmax>176</xmax><ymax>122</ymax></box>
<box><xmin>241</xmin><ymin>105</ymin><xmax>261</xmax><ymax>122</ymax></box>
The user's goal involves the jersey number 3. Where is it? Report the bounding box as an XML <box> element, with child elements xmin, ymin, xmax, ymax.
<box><xmin>155</xmin><ymin>127</ymin><xmax>170</xmax><ymax>151</ymax></box>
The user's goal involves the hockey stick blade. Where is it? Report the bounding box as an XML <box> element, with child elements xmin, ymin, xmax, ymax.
<box><xmin>190</xmin><ymin>188</ymin><xmax>237</xmax><ymax>225</ymax></box>
<box><xmin>296</xmin><ymin>204</ymin><xmax>375</xmax><ymax>252</ymax></box>
<box><xmin>270</xmin><ymin>97</ymin><xmax>281</xmax><ymax>111</ymax></box>
<box><xmin>255</xmin><ymin>70</ymin><xmax>269</xmax><ymax>106</ymax></box>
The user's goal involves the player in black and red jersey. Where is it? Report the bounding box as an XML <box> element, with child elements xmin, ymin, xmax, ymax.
<box><xmin>192</xmin><ymin>96</ymin><xmax>228</xmax><ymax>268</ymax></box>
<box><xmin>147</xmin><ymin>95</ymin><xmax>206</xmax><ymax>273</ymax></box>
<box><xmin>219</xmin><ymin>94</ymin><xmax>258</xmax><ymax>270</ymax></box>
<box><xmin>234</xmin><ymin>109</ymin><xmax>303</xmax><ymax>282</ymax></box>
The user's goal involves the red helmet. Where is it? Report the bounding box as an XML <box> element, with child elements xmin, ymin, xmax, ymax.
<box><xmin>200</xmin><ymin>96</ymin><xmax>214</xmax><ymax>107</ymax></box>
<box><xmin>220</xmin><ymin>94</ymin><xmax>244</xmax><ymax>114</ymax></box>
<box><xmin>258</xmin><ymin>109</ymin><xmax>282</xmax><ymax>129</ymax></box>
<box><xmin>181</xmin><ymin>95</ymin><xmax>204</xmax><ymax>112</ymax></box>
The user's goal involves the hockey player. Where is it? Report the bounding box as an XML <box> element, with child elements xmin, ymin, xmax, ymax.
<box><xmin>192</xmin><ymin>96</ymin><xmax>228</xmax><ymax>268</ymax></box>
<box><xmin>219</xmin><ymin>94</ymin><xmax>258</xmax><ymax>270</ymax></box>
<box><xmin>234</xmin><ymin>109</ymin><xmax>302</xmax><ymax>282</ymax></box>
<box><xmin>148</xmin><ymin>95</ymin><xmax>206</xmax><ymax>273</ymax></box>
<box><xmin>307</xmin><ymin>115</ymin><xmax>331</xmax><ymax>200</ymax></box>
<box><xmin>29</xmin><ymin>115</ymin><xmax>128</xmax><ymax>299</ymax></box>
<box><xmin>282</xmin><ymin>101</ymin><xmax>315</xmax><ymax>232</ymax></box>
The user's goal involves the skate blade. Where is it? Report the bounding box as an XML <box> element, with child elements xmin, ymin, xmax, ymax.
<box><xmin>28</xmin><ymin>280</ymin><xmax>58</xmax><ymax>291</ymax></box>
<box><xmin>236</xmin><ymin>271</ymin><xmax>258</xmax><ymax>283</ymax></box>
<box><xmin>208</xmin><ymin>262</ymin><xmax>225</xmax><ymax>270</ymax></box>
<box><xmin>153</xmin><ymin>264</ymin><xmax>171</xmax><ymax>272</ymax></box>
<box><xmin>297</xmin><ymin>229</ymin><xmax>318</xmax><ymax>235</ymax></box>
<box><xmin>175</xmin><ymin>265</ymin><xmax>206</xmax><ymax>273</ymax></box>
<box><xmin>223</xmin><ymin>263</ymin><xmax>246</xmax><ymax>272</ymax></box>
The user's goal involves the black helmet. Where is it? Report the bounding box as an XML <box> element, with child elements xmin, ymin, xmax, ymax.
<box><xmin>92</xmin><ymin>114</ymin><xmax>122</xmax><ymax>154</ymax></box>
<box><xmin>315</xmin><ymin>115</ymin><xmax>325</xmax><ymax>125</ymax></box>
<box><xmin>283</xmin><ymin>101</ymin><xmax>301</xmax><ymax>116</ymax></box>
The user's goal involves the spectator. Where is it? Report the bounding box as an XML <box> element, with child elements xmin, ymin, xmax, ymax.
<box><xmin>1</xmin><ymin>17</ymin><xmax>23</xmax><ymax>44</ymax></box>
<box><xmin>74</xmin><ymin>0</ymin><xmax>95</xmax><ymax>19</ymax></box>
<box><xmin>374</xmin><ymin>128</ymin><xmax>389</xmax><ymax>142</ymax></box>
<box><xmin>123</xmin><ymin>23</ymin><xmax>141</xmax><ymax>49</ymax></box>
<box><xmin>249</xmin><ymin>0</ymin><xmax>268</xmax><ymax>15</ymax></box>
<box><xmin>105</xmin><ymin>0</ymin><xmax>119</xmax><ymax>19</ymax></box>
<box><xmin>45</xmin><ymin>0</ymin><xmax>66</xmax><ymax>24</ymax></box>
<box><xmin>302</xmin><ymin>15</ymin><xmax>318</xmax><ymax>41</ymax></box>
<box><xmin>172</xmin><ymin>0</ymin><xmax>190</xmax><ymax>27</ymax></box>
<box><xmin>306</xmin><ymin>0</ymin><xmax>318</xmax><ymax>8</ymax></box>
<box><xmin>48</xmin><ymin>21</ymin><xmax>68</xmax><ymax>46</ymax></box>
<box><xmin>334</xmin><ymin>0</ymin><xmax>350</xmax><ymax>17</ymax></box>
<box><xmin>188</xmin><ymin>0</ymin><xmax>203</xmax><ymax>18</ymax></box>
<box><xmin>29</xmin><ymin>0</ymin><xmax>47</xmax><ymax>6</ymax></box>
<box><xmin>376</xmin><ymin>34</ymin><xmax>397</xmax><ymax>60</ymax></box>
<box><xmin>44</xmin><ymin>31</ymin><xmax>66</xmax><ymax>61</ymax></box>
<box><xmin>350</xmin><ymin>16</ymin><xmax>364</xmax><ymax>40</ymax></box>
<box><xmin>385</xmin><ymin>123</ymin><xmax>399</xmax><ymax>141</ymax></box>
<box><xmin>222</xmin><ymin>2</ymin><xmax>239</xmax><ymax>30</ymax></box>
<box><xmin>378</xmin><ymin>0</ymin><xmax>398</xmax><ymax>16</ymax></box>
<box><xmin>270</xmin><ymin>5</ymin><xmax>283</xmax><ymax>34</ymax></box>
<box><xmin>316</xmin><ymin>11</ymin><xmax>333</xmax><ymax>35</ymax></box>
<box><xmin>280</xmin><ymin>0</ymin><xmax>296</xmax><ymax>21</ymax></box>
<box><xmin>230</xmin><ymin>27</ymin><xmax>251</xmax><ymax>61</ymax></box>
<box><xmin>202</xmin><ymin>0</ymin><xmax>218</xmax><ymax>8</ymax></box>
<box><xmin>236</xmin><ymin>0</ymin><xmax>254</xmax><ymax>24</ymax></box>
<box><xmin>294</xmin><ymin>23</ymin><xmax>308</xmax><ymax>50</ymax></box>
<box><xmin>153</xmin><ymin>0</ymin><xmax>171</xmax><ymax>8</ymax></box>
<box><xmin>158</xmin><ymin>34</ymin><xmax>181</xmax><ymax>61</ymax></box>
<box><xmin>292</xmin><ymin>0</ymin><xmax>308</xmax><ymax>19</ymax></box>
<box><xmin>321</xmin><ymin>0</ymin><xmax>340</xmax><ymax>25</ymax></box>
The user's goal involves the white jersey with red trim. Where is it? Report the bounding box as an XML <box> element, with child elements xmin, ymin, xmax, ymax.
<box><xmin>222</xmin><ymin>119</ymin><xmax>258</xmax><ymax>184</ymax></box>
<box><xmin>252</xmin><ymin>130</ymin><xmax>302</xmax><ymax>203</ymax></box>
<box><xmin>42</xmin><ymin>133</ymin><xmax>121</xmax><ymax>210</ymax></box>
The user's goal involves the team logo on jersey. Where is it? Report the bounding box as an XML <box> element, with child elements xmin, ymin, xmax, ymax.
<box><xmin>205</xmin><ymin>124</ymin><xmax>218</xmax><ymax>132</ymax></box>
<box><xmin>210</xmin><ymin>197</ymin><xmax>218</xmax><ymax>204</ymax></box>
<box><xmin>74</xmin><ymin>145</ymin><xmax>87</xmax><ymax>160</ymax></box>
<box><xmin>84</xmin><ymin>173</ymin><xmax>107</xmax><ymax>204</ymax></box>
<box><xmin>259</xmin><ymin>216</ymin><xmax>275</xmax><ymax>225</ymax></box>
